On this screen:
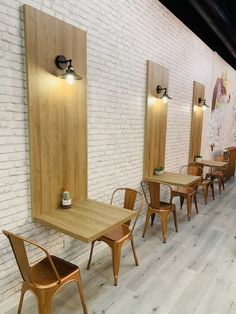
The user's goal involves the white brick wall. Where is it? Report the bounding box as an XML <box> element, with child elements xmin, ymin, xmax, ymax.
<box><xmin>0</xmin><ymin>0</ymin><xmax>217</xmax><ymax>309</ymax></box>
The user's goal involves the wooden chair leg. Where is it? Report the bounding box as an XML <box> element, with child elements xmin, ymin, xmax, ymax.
<box><xmin>75</xmin><ymin>272</ymin><xmax>88</xmax><ymax>314</ymax></box>
<box><xmin>151</xmin><ymin>213</ymin><xmax>155</xmax><ymax>226</ymax></box>
<box><xmin>180</xmin><ymin>196</ymin><xmax>184</xmax><ymax>209</ymax></box>
<box><xmin>187</xmin><ymin>196</ymin><xmax>192</xmax><ymax>221</ymax></box>
<box><xmin>194</xmin><ymin>195</ymin><xmax>198</xmax><ymax>214</ymax></box>
<box><xmin>159</xmin><ymin>211</ymin><xmax>170</xmax><ymax>243</ymax></box>
<box><xmin>87</xmin><ymin>241</ymin><xmax>95</xmax><ymax>269</ymax></box>
<box><xmin>17</xmin><ymin>283</ymin><xmax>27</xmax><ymax>314</ymax></box>
<box><xmin>112</xmin><ymin>244</ymin><xmax>121</xmax><ymax>286</ymax></box>
<box><xmin>130</xmin><ymin>236</ymin><xmax>139</xmax><ymax>266</ymax></box>
<box><xmin>173</xmin><ymin>209</ymin><xmax>178</xmax><ymax>232</ymax></box>
<box><xmin>142</xmin><ymin>211</ymin><xmax>151</xmax><ymax>238</ymax></box>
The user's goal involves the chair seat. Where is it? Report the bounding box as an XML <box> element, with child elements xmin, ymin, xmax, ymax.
<box><xmin>171</xmin><ymin>186</ymin><xmax>195</xmax><ymax>196</ymax></box>
<box><xmin>31</xmin><ymin>255</ymin><xmax>78</xmax><ymax>286</ymax></box>
<box><xmin>159</xmin><ymin>201</ymin><xmax>175</xmax><ymax>211</ymax></box>
<box><xmin>100</xmin><ymin>225</ymin><xmax>131</xmax><ymax>242</ymax></box>
<box><xmin>206</xmin><ymin>171</ymin><xmax>223</xmax><ymax>178</ymax></box>
<box><xmin>198</xmin><ymin>179</ymin><xmax>210</xmax><ymax>186</ymax></box>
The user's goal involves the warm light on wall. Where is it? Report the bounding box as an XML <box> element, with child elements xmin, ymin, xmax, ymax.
<box><xmin>156</xmin><ymin>85</ymin><xmax>172</xmax><ymax>103</ymax></box>
<box><xmin>55</xmin><ymin>55</ymin><xmax>82</xmax><ymax>85</ymax></box>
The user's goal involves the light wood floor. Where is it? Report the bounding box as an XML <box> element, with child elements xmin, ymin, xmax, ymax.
<box><xmin>6</xmin><ymin>180</ymin><xmax>236</xmax><ymax>314</ymax></box>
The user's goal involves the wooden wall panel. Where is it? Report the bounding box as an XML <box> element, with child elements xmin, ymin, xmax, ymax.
<box><xmin>24</xmin><ymin>5</ymin><xmax>87</xmax><ymax>216</ymax></box>
<box><xmin>188</xmin><ymin>81</ymin><xmax>205</xmax><ymax>163</ymax></box>
<box><xmin>144</xmin><ymin>61</ymin><xmax>169</xmax><ymax>177</ymax></box>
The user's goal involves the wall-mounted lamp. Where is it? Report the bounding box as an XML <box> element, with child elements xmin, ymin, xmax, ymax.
<box><xmin>55</xmin><ymin>55</ymin><xmax>82</xmax><ymax>85</ymax></box>
<box><xmin>198</xmin><ymin>97</ymin><xmax>209</xmax><ymax>111</ymax></box>
<box><xmin>156</xmin><ymin>85</ymin><xmax>172</xmax><ymax>103</ymax></box>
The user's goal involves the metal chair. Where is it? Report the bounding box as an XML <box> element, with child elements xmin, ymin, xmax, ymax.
<box><xmin>87</xmin><ymin>188</ymin><xmax>144</xmax><ymax>286</ymax></box>
<box><xmin>141</xmin><ymin>180</ymin><xmax>178</xmax><ymax>243</ymax></box>
<box><xmin>206</xmin><ymin>155</ymin><xmax>228</xmax><ymax>194</ymax></box>
<box><xmin>193</xmin><ymin>162</ymin><xmax>214</xmax><ymax>204</ymax></box>
<box><xmin>171</xmin><ymin>164</ymin><xmax>202</xmax><ymax>221</ymax></box>
<box><xmin>3</xmin><ymin>230</ymin><xmax>88</xmax><ymax>314</ymax></box>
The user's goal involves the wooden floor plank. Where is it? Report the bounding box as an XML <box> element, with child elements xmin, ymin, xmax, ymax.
<box><xmin>5</xmin><ymin>180</ymin><xmax>236</xmax><ymax>314</ymax></box>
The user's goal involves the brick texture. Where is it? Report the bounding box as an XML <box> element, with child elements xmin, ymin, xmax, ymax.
<box><xmin>0</xmin><ymin>0</ymin><xmax>216</xmax><ymax>309</ymax></box>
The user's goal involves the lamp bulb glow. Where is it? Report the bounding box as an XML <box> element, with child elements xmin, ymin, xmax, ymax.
<box><xmin>202</xmin><ymin>105</ymin><xmax>206</xmax><ymax>111</ymax></box>
<box><xmin>194</xmin><ymin>105</ymin><xmax>198</xmax><ymax>112</ymax></box>
<box><xmin>162</xmin><ymin>95</ymin><xmax>168</xmax><ymax>103</ymax></box>
<box><xmin>66</xmin><ymin>74</ymin><xmax>74</xmax><ymax>85</ymax></box>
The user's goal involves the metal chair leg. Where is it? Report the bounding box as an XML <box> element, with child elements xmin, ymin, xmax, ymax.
<box><xmin>112</xmin><ymin>244</ymin><xmax>121</xmax><ymax>286</ymax></box>
<box><xmin>17</xmin><ymin>283</ymin><xmax>27</xmax><ymax>314</ymax></box>
<box><xmin>173</xmin><ymin>209</ymin><xmax>178</xmax><ymax>232</ymax></box>
<box><xmin>194</xmin><ymin>195</ymin><xmax>198</xmax><ymax>214</ymax></box>
<box><xmin>76</xmin><ymin>272</ymin><xmax>88</xmax><ymax>314</ymax></box>
<box><xmin>142</xmin><ymin>211</ymin><xmax>151</xmax><ymax>238</ymax></box>
<box><xmin>87</xmin><ymin>241</ymin><xmax>95</xmax><ymax>269</ymax></box>
<box><xmin>130</xmin><ymin>237</ymin><xmax>139</xmax><ymax>266</ymax></box>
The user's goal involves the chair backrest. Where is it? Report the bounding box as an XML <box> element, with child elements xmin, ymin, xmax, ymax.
<box><xmin>141</xmin><ymin>180</ymin><xmax>172</xmax><ymax>209</ymax></box>
<box><xmin>2</xmin><ymin>230</ymin><xmax>61</xmax><ymax>285</ymax></box>
<box><xmin>213</xmin><ymin>155</ymin><xmax>228</xmax><ymax>174</ymax></box>
<box><xmin>180</xmin><ymin>164</ymin><xmax>203</xmax><ymax>177</ymax></box>
<box><xmin>3</xmin><ymin>230</ymin><xmax>32</xmax><ymax>283</ymax></box>
<box><xmin>215</xmin><ymin>155</ymin><xmax>224</xmax><ymax>162</ymax></box>
<box><xmin>110</xmin><ymin>188</ymin><xmax>144</xmax><ymax>233</ymax></box>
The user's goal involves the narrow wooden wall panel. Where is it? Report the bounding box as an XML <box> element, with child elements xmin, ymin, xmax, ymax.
<box><xmin>188</xmin><ymin>81</ymin><xmax>205</xmax><ymax>163</ymax></box>
<box><xmin>24</xmin><ymin>5</ymin><xmax>87</xmax><ymax>216</ymax></box>
<box><xmin>144</xmin><ymin>61</ymin><xmax>169</xmax><ymax>177</ymax></box>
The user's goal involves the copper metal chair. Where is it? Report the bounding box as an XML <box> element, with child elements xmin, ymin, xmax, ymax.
<box><xmin>194</xmin><ymin>162</ymin><xmax>214</xmax><ymax>204</ymax></box>
<box><xmin>141</xmin><ymin>180</ymin><xmax>178</xmax><ymax>243</ymax></box>
<box><xmin>197</xmin><ymin>176</ymin><xmax>214</xmax><ymax>205</ymax></box>
<box><xmin>3</xmin><ymin>230</ymin><xmax>88</xmax><ymax>314</ymax></box>
<box><xmin>87</xmin><ymin>188</ymin><xmax>144</xmax><ymax>286</ymax></box>
<box><xmin>206</xmin><ymin>155</ymin><xmax>227</xmax><ymax>194</ymax></box>
<box><xmin>171</xmin><ymin>164</ymin><xmax>202</xmax><ymax>221</ymax></box>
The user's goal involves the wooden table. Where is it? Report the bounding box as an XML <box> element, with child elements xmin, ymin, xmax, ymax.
<box><xmin>35</xmin><ymin>199</ymin><xmax>136</xmax><ymax>243</ymax></box>
<box><xmin>144</xmin><ymin>172</ymin><xmax>201</xmax><ymax>223</ymax></box>
<box><xmin>198</xmin><ymin>160</ymin><xmax>228</xmax><ymax>168</ymax></box>
<box><xmin>145</xmin><ymin>171</ymin><xmax>200</xmax><ymax>187</ymax></box>
<box><xmin>197</xmin><ymin>159</ymin><xmax>228</xmax><ymax>199</ymax></box>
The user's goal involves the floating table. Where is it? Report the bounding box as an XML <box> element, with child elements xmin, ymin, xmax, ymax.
<box><xmin>35</xmin><ymin>199</ymin><xmax>136</xmax><ymax>243</ymax></box>
<box><xmin>144</xmin><ymin>171</ymin><xmax>200</xmax><ymax>187</ymax></box>
<box><xmin>197</xmin><ymin>159</ymin><xmax>228</xmax><ymax>199</ymax></box>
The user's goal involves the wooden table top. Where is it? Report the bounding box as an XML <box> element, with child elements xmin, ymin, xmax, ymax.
<box><xmin>144</xmin><ymin>171</ymin><xmax>200</xmax><ymax>187</ymax></box>
<box><xmin>199</xmin><ymin>160</ymin><xmax>228</xmax><ymax>167</ymax></box>
<box><xmin>35</xmin><ymin>199</ymin><xmax>136</xmax><ymax>243</ymax></box>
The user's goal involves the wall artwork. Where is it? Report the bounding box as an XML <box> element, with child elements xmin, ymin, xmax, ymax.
<box><xmin>210</xmin><ymin>53</ymin><xmax>236</xmax><ymax>148</ymax></box>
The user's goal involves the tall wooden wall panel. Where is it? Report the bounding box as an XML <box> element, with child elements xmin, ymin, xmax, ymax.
<box><xmin>188</xmin><ymin>81</ymin><xmax>205</xmax><ymax>163</ymax></box>
<box><xmin>24</xmin><ymin>5</ymin><xmax>87</xmax><ymax>216</ymax></box>
<box><xmin>144</xmin><ymin>61</ymin><xmax>169</xmax><ymax>177</ymax></box>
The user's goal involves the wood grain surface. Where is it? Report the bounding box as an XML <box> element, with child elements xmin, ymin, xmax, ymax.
<box><xmin>24</xmin><ymin>5</ymin><xmax>87</xmax><ymax>216</ymax></box>
<box><xmin>199</xmin><ymin>160</ymin><xmax>228</xmax><ymax>167</ymax></box>
<box><xmin>144</xmin><ymin>171</ymin><xmax>200</xmax><ymax>187</ymax></box>
<box><xmin>144</xmin><ymin>60</ymin><xmax>169</xmax><ymax>177</ymax></box>
<box><xmin>35</xmin><ymin>199</ymin><xmax>137</xmax><ymax>243</ymax></box>
<box><xmin>188</xmin><ymin>81</ymin><xmax>205</xmax><ymax>163</ymax></box>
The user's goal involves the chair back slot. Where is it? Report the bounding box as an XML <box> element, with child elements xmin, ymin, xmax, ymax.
<box><xmin>141</xmin><ymin>181</ymin><xmax>160</xmax><ymax>208</ymax></box>
<box><xmin>149</xmin><ymin>182</ymin><xmax>160</xmax><ymax>208</ymax></box>
<box><xmin>3</xmin><ymin>231</ymin><xmax>32</xmax><ymax>283</ymax></box>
